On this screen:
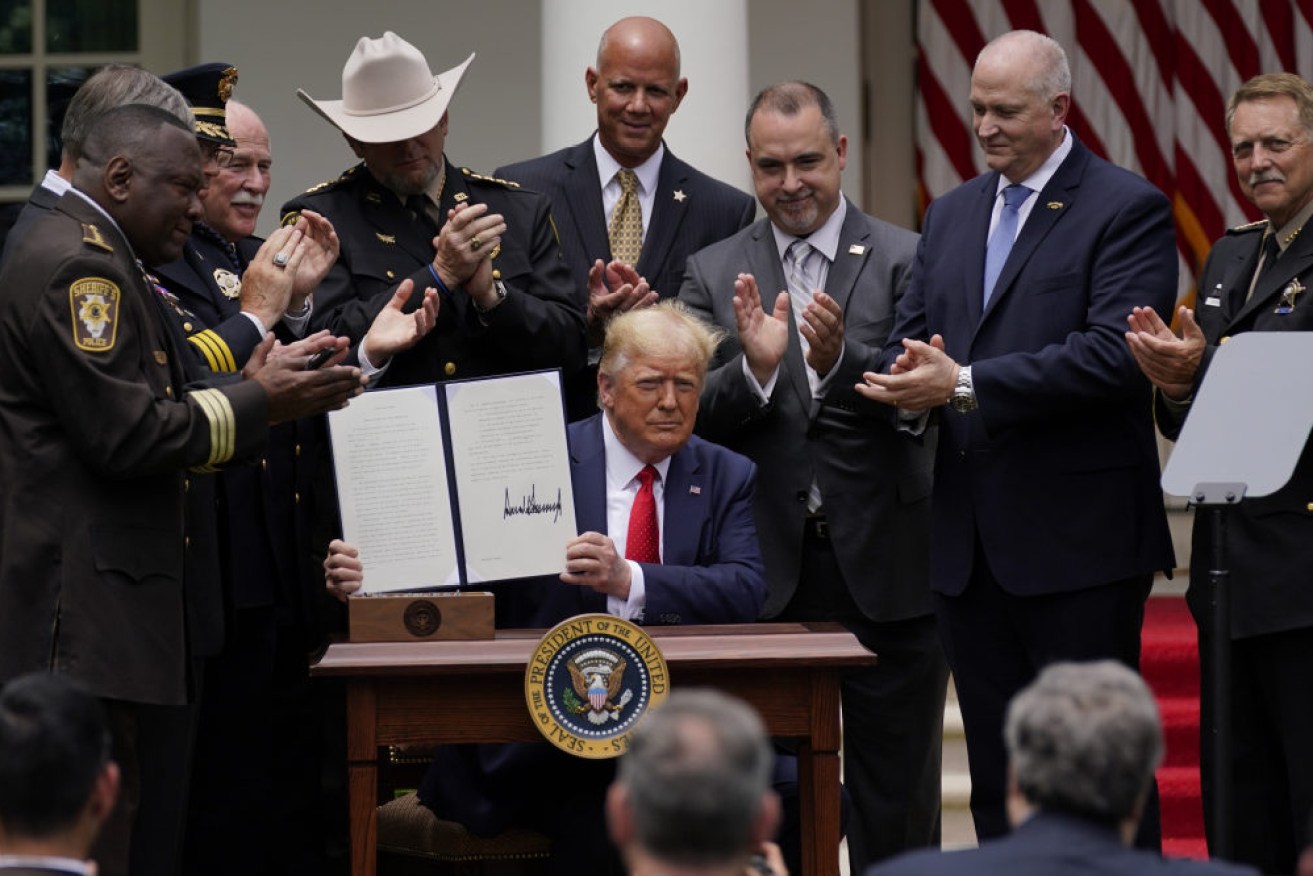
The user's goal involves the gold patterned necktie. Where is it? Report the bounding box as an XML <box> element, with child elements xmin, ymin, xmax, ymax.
<box><xmin>608</xmin><ymin>168</ymin><xmax>644</xmax><ymax>266</ymax></box>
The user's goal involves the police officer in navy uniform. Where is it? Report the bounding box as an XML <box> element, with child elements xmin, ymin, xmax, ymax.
<box><xmin>283</xmin><ymin>31</ymin><xmax>585</xmax><ymax>390</ymax></box>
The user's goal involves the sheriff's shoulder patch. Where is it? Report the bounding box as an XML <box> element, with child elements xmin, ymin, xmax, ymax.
<box><xmin>81</xmin><ymin>223</ymin><xmax>114</xmax><ymax>253</ymax></box>
<box><xmin>461</xmin><ymin>167</ymin><xmax>520</xmax><ymax>188</ymax></box>
<box><xmin>524</xmin><ymin>614</ymin><xmax>668</xmax><ymax>759</ymax></box>
<box><xmin>69</xmin><ymin>277</ymin><xmax>121</xmax><ymax>352</ymax></box>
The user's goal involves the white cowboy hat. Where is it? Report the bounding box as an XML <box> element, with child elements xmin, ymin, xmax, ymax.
<box><xmin>297</xmin><ymin>32</ymin><xmax>474</xmax><ymax>143</ymax></box>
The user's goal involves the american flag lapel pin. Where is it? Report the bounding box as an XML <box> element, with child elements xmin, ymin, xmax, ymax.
<box><xmin>689</xmin><ymin>484</ymin><xmax>701</xmax><ymax>495</ymax></box>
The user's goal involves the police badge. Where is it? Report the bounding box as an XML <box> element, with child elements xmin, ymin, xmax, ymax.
<box><xmin>213</xmin><ymin>267</ymin><xmax>242</xmax><ymax>299</ymax></box>
<box><xmin>524</xmin><ymin>614</ymin><xmax>669</xmax><ymax>759</ymax></box>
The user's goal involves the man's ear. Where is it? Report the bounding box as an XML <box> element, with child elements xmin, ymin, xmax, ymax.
<box><xmin>751</xmin><ymin>790</ymin><xmax>782</xmax><ymax>846</ymax></box>
<box><xmin>585</xmin><ymin>67</ymin><xmax>600</xmax><ymax>103</ymax></box>
<box><xmin>604</xmin><ymin>783</ymin><xmax>634</xmax><ymax>847</ymax></box>
<box><xmin>345</xmin><ymin>133</ymin><xmax>365</xmax><ymax>159</ymax></box>
<box><xmin>87</xmin><ymin>761</ymin><xmax>120</xmax><ymax>827</ymax></box>
<box><xmin>103</xmin><ymin>156</ymin><xmax>133</xmax><ymax>204</ymax></box>
<box><xmin>598</xmin><ymin>371</ymin><xmax>616</xmax><ymax>410</ymax></box>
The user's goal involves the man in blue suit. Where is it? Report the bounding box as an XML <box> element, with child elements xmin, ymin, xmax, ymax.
<box><xmin>324</xmin><ymin>301</ymin><xmax>766</xmax><ymax>874</ymax></box>
<box><xmin>494</xmin><ymin>16</ymin><xmax>755</xmax><ymax>418</ymax></box>
<box><xmin>865</xmin><ymin>662</ymin><xmax>1257</xmax><ymax>876</ymax></box>
<box><xmin>856</xmin><ymin>29</ymin><xmax>1176</xmax><ymax>844</ymax></box>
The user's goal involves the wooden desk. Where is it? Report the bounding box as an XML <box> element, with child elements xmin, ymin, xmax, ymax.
<box><xmin>311</xmin><ymin>623</ymin><xmax>874</xmax><ymax>876</ymax></box>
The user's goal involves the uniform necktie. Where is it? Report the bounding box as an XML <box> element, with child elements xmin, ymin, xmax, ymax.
<box><xmin>407</xmin><ymin>194</ymin><xmax>443</xmax><ymax>240</ymax></box>
<box><xmin>625</xmin><ymin>465</ymin><xmax>660</xmax><ymax>564</ymax></box>
<box><xmin>608</xmin><ymin>168</ymin><xmax>644</xmax><ymax>266</ymax></box>
<box><xmin>983</xmin><ymin>184</ymin><xmax>1030</xmax><ymax>306</ymax></box>
<box><xmin>1243</xmin><ymin>231</ymin><xmax>1281</xmax><ymax>305</ymax></box>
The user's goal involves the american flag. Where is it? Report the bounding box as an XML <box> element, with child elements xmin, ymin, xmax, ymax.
<box><xmin>916</xmin><ymin>0</ymin><xmax>1313</xmax><ymax>300</ymax></box>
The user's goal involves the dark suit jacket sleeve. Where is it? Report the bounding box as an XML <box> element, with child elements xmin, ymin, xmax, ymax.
<box><xmin>677</xmin><ymin>248</ymin><xmax>776</xmax><ymax>445</ymax></box>
<box><xmin>640</xmin><ymin>453</ymin><xmax>766</xmax><ymax>624</ymax></box>
<box><xmin>970</xmin><ymin>185</ymin><xmax>1177</xmax><ymax>435</ymax></box>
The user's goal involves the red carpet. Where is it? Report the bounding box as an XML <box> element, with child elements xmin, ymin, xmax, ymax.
<box><xmin>1141</xmin><ymin>595</ymin><xmax>1208</xmax><ymax>859</ymax></box>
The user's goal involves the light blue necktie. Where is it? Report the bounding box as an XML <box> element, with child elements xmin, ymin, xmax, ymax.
<box><xmin>983</xmin><ymin>184</ymin><xmax>1030</xmax><ymax>306</ymax></box>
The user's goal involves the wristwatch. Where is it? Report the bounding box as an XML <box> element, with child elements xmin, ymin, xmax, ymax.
<box><xmin>949</xmin><ymin>365</ymin><xmax>977</xmax><ymax>413</ymax></box>
<box><xmin>474</xmin><ymin>279</ymin><xmax>508</xmax><ymax>317</ymax></box>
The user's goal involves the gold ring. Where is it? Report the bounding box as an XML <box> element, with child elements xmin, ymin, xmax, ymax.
<box><xmin>470</xmin><ymin>236</ymin><xmax>483</xmax><ymax>252</ymax></box>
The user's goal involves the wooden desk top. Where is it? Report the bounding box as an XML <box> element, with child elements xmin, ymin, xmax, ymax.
<box><xmin>311</xmin><ymin>622</ymin><xmax>875</xmax><ymax>678</ymax></box>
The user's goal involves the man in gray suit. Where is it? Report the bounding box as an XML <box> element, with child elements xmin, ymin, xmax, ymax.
<box><xmin>678</xmin><ymin>82</ymin><xmax>946</xmax><ymax>872</ymax></box>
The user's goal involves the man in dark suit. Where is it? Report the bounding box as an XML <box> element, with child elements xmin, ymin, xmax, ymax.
<box><xmin>856</xmin><ymin>30</ymin><xmax>1177</xmax><ymax>845</ymax></box>
<box><xmin>866</xmin><ymin>662</ymin><xmax>1257</xmax><ymax>876</ymax></box>
<box><xmin>0</xmin><ymin>674</ymin><xmax>120</xmax><ymax>874</ymax></box>
<box><xmin>325</xmin><ymin>301</ymin><xmax>766</xmax><ymax>875</ymax></box>
<box><xmin>1126</xmin><ymin>72</ymin><xmax>1313</xmax><ymax>875</ymax></box>
<box><xmin>493</xmin><ymin>16</ymin><xmax>755</xmax><ymax>418</ymax></box>
<box><xmin>678</xmin><ymin>82</ymin><xmax>945</xmax><ymax>871</ymax></box>
<box><xmin>284</xmin><ymin>31</ymin><xmax>584</xmax><ymax>390</ymax></box>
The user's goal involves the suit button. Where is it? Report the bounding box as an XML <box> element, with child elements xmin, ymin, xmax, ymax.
<box><xmin>444</xmin><ymin>362</ymin><xmax>457</xmax><ymax>376</ymax></box>
<box><xmin>185</xmin><ymin>536</ymin><xmax>191</xmax><ymax>549</ymax></box>
<box><xmin>165</xmin><ymin>386</ymin><xmax>173</xmax><ymax>398</ymax></box>
<box><xmin>492</xmin><ymin>269</ymin><xmax>502</xmax><ymax>280</ymax></box>
<box><xmin>261</xmin><ymin>458</ymin><xmax>268</xmax><ymax>471</ymax></box>
<box><xmin>795</xmin><ymin>491</ymin><xmax>808</xmax><ymax>503</ymax></box>
<box><xmin>295</xmin><ymin>443</ymin><xmax>302</xmax><ymax>456</ymax></box>
<box><xmin>386</xmin><ymin>270</ymin><xmax>395</xmax><ymax>280</ymax></box>
<box><xmin>184</xmin><ymin>477</ymin><xmax>190</xmax><ymax>493</ymax></box>
<box><xmin>295</xmin><ymin>492</ymin><xmax>301</xmax><ymax>504</ymax></box>
<box><xmin>183</xmin><ymin>322</ymin><xmax>193</xmax><ymax>332</ymax></box>
<box><xmin>1219</xmin><ymin>335</ymin><xmax>1231</xmax><ymax>344</ymax></box>
<box><xmin>1307</xmin><ymin>502</ymin><xmax>1313</xmax><ymax>512</ymax></box>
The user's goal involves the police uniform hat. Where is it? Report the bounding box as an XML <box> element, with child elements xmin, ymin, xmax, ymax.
<box><xmin>297</xmin><ymin>32</ymin><xmax>473</xmax><ymax>143</ymax></box>
<box><xmin>162</xmin><ymin>62</ymin><xmax>238</xmax><ymax>147</ymax></box>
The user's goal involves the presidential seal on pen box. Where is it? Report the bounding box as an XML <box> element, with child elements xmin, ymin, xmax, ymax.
<box><xmin>525</xmin><ymin>614</ymin><xmax>669</xmax><ymax>758</ymax></box>
<box><xmin>348</xmin><ymin>590</ymin><xmax>494</xmax><ymax>642</ymax></box>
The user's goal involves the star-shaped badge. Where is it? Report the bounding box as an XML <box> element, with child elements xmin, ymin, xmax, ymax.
<box><xmin>673</xmin><ymin>189</ymin><xmax>687</xmax><ymax>203</ymax></box>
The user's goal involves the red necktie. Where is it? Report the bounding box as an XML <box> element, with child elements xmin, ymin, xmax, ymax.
<box><xmin>625</xmin><ymin>465</ymin><xmax>660</xmax><ymax>564</ymax></box>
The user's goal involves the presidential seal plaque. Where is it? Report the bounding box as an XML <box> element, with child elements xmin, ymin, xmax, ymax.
<box><xmin>525</xmin><ymin>614</ymin><xmax>669</xmax><ymax>759</ymax></box>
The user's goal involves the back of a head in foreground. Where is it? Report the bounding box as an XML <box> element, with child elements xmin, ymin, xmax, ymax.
<box><xmin>614</xmin><ymin>688</ymin><xmax>774</xmax><ymax>867</ymax></box>
<box><xmin>1005</xmin><ymin>660</ymin><xmax>1162</xmax><ymax>826</ymax></box>
<box><xmin>0</xmin><ymin>673</ymin><xmax>112</xmax><ymax>840</ymax></box>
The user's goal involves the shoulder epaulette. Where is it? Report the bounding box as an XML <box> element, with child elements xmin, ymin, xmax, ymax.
<box><xmin>461</xmin><ymin>167</ymin><xmax>521</xmax><ymax>188</ymax></box>
<box><xmin>300</xmin><ymin>165</ymin><xmax>357</xmax><ymax>196</ymax></box>
<box><xmin>1226</xmin><ymin>219</ymin><xmax>1268</xmax><ymax>235</ymax></box>
<box><xmin>81</xmin><ymin>223</ymin><xmax>114</xmax><ymax>253</ymax></box>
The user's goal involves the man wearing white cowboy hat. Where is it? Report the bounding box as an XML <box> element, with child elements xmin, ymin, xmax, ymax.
<box><xmin>283</xmin><ymin>31</ymin><xmax>585</xmax><ymax>390</ymax></box>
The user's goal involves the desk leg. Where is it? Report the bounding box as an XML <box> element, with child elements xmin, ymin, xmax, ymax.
<box><xmin>346</xmin><ymin>681</ymin><xmax>379</xmax><ymax>876</ymax></box>
<box><xmin>801</xmin><ymin>671</ymin><xmax>843</xmax><ymax>876</ymax></box>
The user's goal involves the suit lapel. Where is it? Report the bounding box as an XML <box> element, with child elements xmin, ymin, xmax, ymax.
<box><xmin>982</xmin><ymin>145</ymin><xmax>1088</xmax><ymax>322</ymax></box>
<box><xmin>1231</xmin><ymin>227</ymin><xmax>1313</xmax><ymax>328</ymax></box>
<box><xmin>570</xmin><ymin>416</ymin><xmax>609</xmax><ymax>535</ymax></box>
<box><xmin>356</xmin><ymin>165</ymin><xmax>435</xmax><ymax>265</ymax></box>
<box><xmin>824</xmin><ymin>200</ymin><xmax>872</xmax><ymax>314</ymax></box>
<box><xmin>636</xmin><ymin>150</ymin><xmax>688</xmax><ymax>287</ymax></box>
<box><xmin>660</xmin><ymin>444</ymin><xmax>702</xmax><ymax>567</ymax></box>
<box><xmin>562</xmin><ymin>140</ymin><xmax>613</xmax><ymax>264</ymax></box>
<box><xmin>962</xmin><ymin>175</ymin><xmax>997</xmax><ymax>327</ymax></box>
<box><xmin>748</xmin><ymin>224</ymin><xmax>811</xmax><ymax>411</ymax></box>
